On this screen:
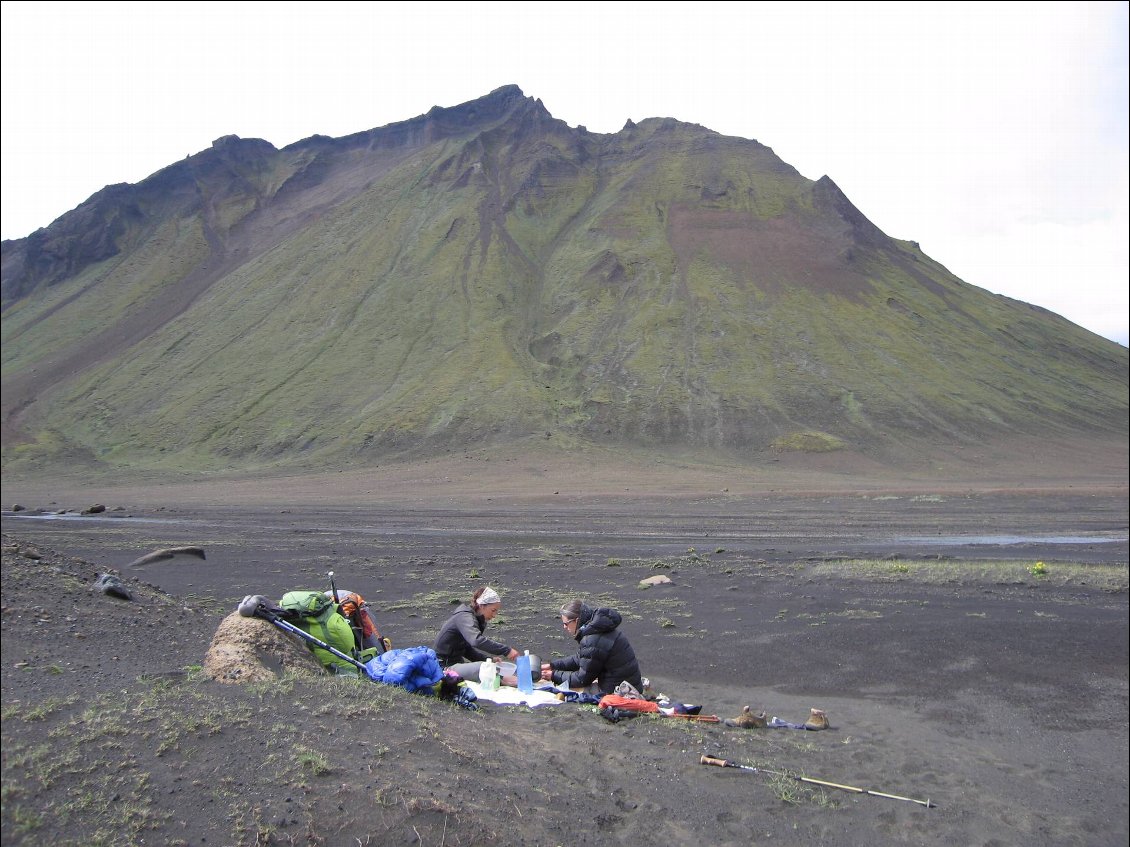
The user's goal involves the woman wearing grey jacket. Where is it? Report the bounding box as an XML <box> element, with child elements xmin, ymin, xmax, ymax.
<box><xmin>433</xmin><ymin>586</ymin><xmax>521</xmax><ymax>681</ymax></box>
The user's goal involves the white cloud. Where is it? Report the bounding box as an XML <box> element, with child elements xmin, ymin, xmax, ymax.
<box><xmin>2</xmin><ymin>0</ymin><xmax>1126</xmax><ymax>344</ymax></box>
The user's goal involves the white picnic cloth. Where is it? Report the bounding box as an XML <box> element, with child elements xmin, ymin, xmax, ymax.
<box><xmin>464</xmin><ymin>682</ymin><xmax>563</xmax><ymax>708</ymax></box>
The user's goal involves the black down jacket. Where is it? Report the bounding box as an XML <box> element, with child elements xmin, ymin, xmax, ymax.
<box><xmin>550</xmin><ymin>605</ymin><xmax>642</xmax><ymax>695</ymax></box>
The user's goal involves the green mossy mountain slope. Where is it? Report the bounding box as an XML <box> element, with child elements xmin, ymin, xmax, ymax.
<box><xmin>2</xmin><ymin>85</ymin><xmax>1126</xmax><ymax>474</ymax></box>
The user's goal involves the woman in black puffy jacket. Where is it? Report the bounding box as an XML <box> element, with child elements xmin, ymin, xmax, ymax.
<box><xmin>541</xmin><ymin>599</ymin><xmax>643</xmax><ymax>695</ymax></box>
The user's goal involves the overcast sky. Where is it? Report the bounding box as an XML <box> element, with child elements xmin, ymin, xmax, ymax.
<box><xmin>3</xmin><ymin>1</ymin><xmax>1126</xmax><ymax>345</ymax></box>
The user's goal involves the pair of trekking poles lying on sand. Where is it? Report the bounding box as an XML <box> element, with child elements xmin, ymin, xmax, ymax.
<box><xmin>699</xmin><ymin>756</ymin><xmax>935</xmax><ymax>808</ymax></box>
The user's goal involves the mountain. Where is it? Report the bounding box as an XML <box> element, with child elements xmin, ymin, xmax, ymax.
<box><xmin>2</xmin><ymin>85</ymin><xmax>1126</xmax><ymax>475</ymax></box>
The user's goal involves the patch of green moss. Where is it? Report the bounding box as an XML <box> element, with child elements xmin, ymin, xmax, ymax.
<box><xmin>771</xmin><ymin>431</ymin><xmax>846</xmax><ymax>453</ymax></box>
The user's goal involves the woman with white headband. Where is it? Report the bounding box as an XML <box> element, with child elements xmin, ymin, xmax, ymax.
<box><xmin>433</xmin><ymin>586</ymin><xmax>525</xmax><ymax>682</ymax></box>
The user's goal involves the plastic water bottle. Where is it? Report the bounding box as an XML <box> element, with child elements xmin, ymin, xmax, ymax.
<box><xmin>516</xmin><ymin>650</ymin><xmax>533</xmax><ymax>693</ymax></box>
<box><xmin>478</xmin><ymin>659</ymin><xmax>497</xmax><ymax>690</ymax></box>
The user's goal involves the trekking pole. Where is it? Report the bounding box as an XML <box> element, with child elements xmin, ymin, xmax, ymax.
<box><xmin>238</xmin><ymin>596</ymin><xmax>370</xmax><ymax>677</ymax></box>
<box><xmin>328</xmin><ymin>570</ymin><xmax>340</xmax><ymax>604</ymax></box>
<box><xmin>699</xmin><ymin>755</ymin><xmax>935</xmax><ymax>808</ymax></box>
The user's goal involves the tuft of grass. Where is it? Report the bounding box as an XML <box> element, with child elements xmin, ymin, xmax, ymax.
<box><xmin>767</xmin><ymin>772</ymin><xmax>808</xmax><ymax>805</ymax></box>
<box><xmin>8</xmin><ymin>804</ymin><xmax>43</xmax><ymax>836</ymax></box>
<box><xmin>296</xmin><ymin>747</ymin><xmax>332</xmax><ymax>776</ymax></box>
<box><xmin>6</xmin><ymin>695</ymin><xmax>78</xmax><ymax>722</ymax></box>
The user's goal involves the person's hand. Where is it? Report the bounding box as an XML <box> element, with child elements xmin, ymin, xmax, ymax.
<box><xmin>540</xmin><ymin>667</ymin><xmax>553</xmax><ymax>681</ymax></box>
<box><xmin>507</xmin><ymin>648</ymin><xmax>520</xmax><ymax>660</ymax></box>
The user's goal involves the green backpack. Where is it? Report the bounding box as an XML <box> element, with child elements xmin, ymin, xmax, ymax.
<box><xmin>279</xmin><ymin>590</ymin><xmax>376</xmax><ymax>674</ymax></box>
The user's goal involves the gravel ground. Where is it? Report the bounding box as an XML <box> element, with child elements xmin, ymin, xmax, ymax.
<box><xmin>2</xmin><ymin>458</ymin><xmax>1127</xmax><ymax>846</ymax></box>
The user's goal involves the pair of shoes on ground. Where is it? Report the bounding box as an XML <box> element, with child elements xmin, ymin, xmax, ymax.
<box><xmin>725</xmin><ymin>705</ymin><xmax>829</xmax><ymax>731</ymax></box>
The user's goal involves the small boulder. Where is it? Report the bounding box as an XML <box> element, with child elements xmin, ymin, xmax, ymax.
<box><xmin>203</xmin><ymin>612</ymin><xmax>326</xmax><ymax>684</ymax></box>
<box><xmin>127</xmin><ymin>546</ymin><xmax>206</xmax><ymax>567</ymax></box>
<box><xmin>639</xmin><ymin>574</ymin><xmax>673</xmax><ymax>588</ymax></box>
<box><xmin>93</xmin><ymin>573</ymin><xmax>133</xmax><ymax>601</ymax></box>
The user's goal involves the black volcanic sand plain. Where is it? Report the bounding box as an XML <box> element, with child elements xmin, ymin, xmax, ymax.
<box><xmin>1</xmin><ymin>453</ymin><xmax>1127</xmax><ymax>847</ymax></box>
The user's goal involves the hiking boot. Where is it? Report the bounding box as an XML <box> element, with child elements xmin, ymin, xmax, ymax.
<box><xmin>724</xmin><ymin>705</ymin><xmax>768</xmax><ymax>729</ymax></box>
<box><xmin>804</xmin><ymin>708</ymin><xmax>829</xmax><ymax>731</ymax></box>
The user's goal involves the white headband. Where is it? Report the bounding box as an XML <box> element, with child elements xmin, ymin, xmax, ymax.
<box><xmin>477</xmin><ymin>587</ymin><xmax>501</xmax><ymax>606</ymax></box>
